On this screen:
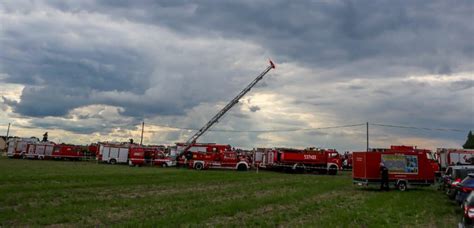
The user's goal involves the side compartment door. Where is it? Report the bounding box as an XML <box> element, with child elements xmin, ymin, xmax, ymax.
<box><xmin>118</xmin><ymin>148</ymin><xmax>129</xmax><ymax>163</ymax></box>
<box><xmin>110</xmin><ymin>147</ymin><xmax>119</xmax><ymax>160</ymax></box>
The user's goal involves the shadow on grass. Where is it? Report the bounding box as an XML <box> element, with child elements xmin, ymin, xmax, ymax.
<box><xmin>353</xmin><ymin>186</ymin><xmax>432</xmax><ymax>192</ymax></box>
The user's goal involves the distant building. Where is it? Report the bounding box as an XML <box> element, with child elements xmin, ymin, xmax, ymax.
<box><xmin>0</xmin><ymin>136</ymin><xmax>7</xmax><ymax>152</ymax></box>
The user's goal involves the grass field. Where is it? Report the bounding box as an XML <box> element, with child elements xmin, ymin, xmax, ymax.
<box><xmin>0</xmin><ymin>157</ymin><xmax>461</xmax><ymax>227</ymax></box>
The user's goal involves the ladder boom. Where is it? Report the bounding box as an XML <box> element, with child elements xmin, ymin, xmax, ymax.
<box><xmin>181</xmin><ymin>60</ymin><xmax>275</xmax><ymax>153</ymax></box>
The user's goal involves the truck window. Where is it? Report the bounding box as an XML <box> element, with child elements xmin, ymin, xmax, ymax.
<box><xmin>445</xmin><ymin>167</ymin><xmax>452</xmax><ymax>176</ymax></box>
<box><xmin>426</xmin><ymin>153</ymin><xmax>435</xmax><ymax>161</ymax></box>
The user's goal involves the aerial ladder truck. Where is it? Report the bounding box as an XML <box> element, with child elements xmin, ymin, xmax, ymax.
<box><xmin>176</xmin><ymin>60</ymin><xmax>276</xmax><ymax>169</ymax></box>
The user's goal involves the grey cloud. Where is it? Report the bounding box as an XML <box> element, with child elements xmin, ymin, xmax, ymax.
<box><xmin>449</xmin><ymin>80</ymin><xmax>474</xmax><ymax>91</ymax></box>
<box><xmin>0</xmin><ymin>0</ymin><xmax>473</xmax><ymax>150</ymax></box>
<box><xmin>249</xmin><ymin>105</ymin><xmax>260</xmax><ymax>112</ymax></box>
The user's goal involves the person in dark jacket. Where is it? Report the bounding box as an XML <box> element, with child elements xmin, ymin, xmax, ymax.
<box><xmin>380</xmin><ymin>162</ymin><xmax>389</xmax><ymax>191</ymax></box>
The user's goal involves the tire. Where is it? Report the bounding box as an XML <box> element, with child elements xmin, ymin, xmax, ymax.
<box><xmin>463</xmin><ymin>216</ymin><xmax>473</xmax><ymax>225</ymax></box>
<box><xmin>194</xmin><ymin>162</ymin><xmax>204</xmax><ymax>170</ymax></box>
<box><xmin>110</xmin><ymin>159</ymin><xmax>117</xmax><ymax>165</ymax></box>
<box><xmin>328</xmin><ymin>165</ymin><xmax>338</xmax><ymax>175</ymax></box>
<box><xmin>161</xmin><ymin>163</ymin><xmax>168</xmax><ymax>168</ymax></box>
<box><xmin>237</xmin><ymin>164</ymin><xmax>248</xmax><ymax>171</ymax></box>
<box><xmin>397</xmin><ymin>181</ymin><xmax>407</xmax><ymax>191</ymax></box>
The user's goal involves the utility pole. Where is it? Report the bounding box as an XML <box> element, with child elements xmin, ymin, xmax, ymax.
<box><xmin>366</xmin><ymin>122</ymin><xmax>369</xmax><ymax>152</ymax></box>
<box><xmin>140</xmin><ymin>121</ymin><xmax>144</xmax><ymax>145</ymax></box>
<box><xmin>6</xmin><ymin>123</ymin><xmax>10</xmax><ymax>138</ymax></box>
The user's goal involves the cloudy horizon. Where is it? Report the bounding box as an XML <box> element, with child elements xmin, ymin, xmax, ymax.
<box><xmin>1</xmin><ymin>0</ymin><xmax>473</xmax><ymax>151</ymax></box>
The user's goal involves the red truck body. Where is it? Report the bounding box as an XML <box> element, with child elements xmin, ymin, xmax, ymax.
<box><xmin>353</xmin><ymin>145</ymin><xmax>439</xmax><ymax>190</ymax></box>
<box><xmin>25</xmin><ymin>142</ymin><xmax>55</xmax><ymax>159</ymax></box>
<box><xmin>256</xmin><ymin>148</ymin><xmax>342</xmax><ymax>174</ymax></box>
<box><xmin>128</xmin><ymin>146</ymin><xmax>175</xmax><ymax>167</ymax></box>
<box><xmin>8</xmin><ymin>138</ymin><xmax>92</xmax><ymax>160</ymax></box>
<box><xmin>98</xmin><ymin>143</ymin><xmax>144</xmax><ymax>165</ymax></box>
<box><xmin>52</xmin><ymin>144</ymin><xmax>87</xmax><ymax>160</ymax></box>
<box><xmin>176</xmin><ymin>143</ymin><xmax>250</xmax><ymax>171</ymax></box>
<box><xmin>7</xmin><ymin>138</ymin><xmax>39</xmax><ymax>158</ymax></box>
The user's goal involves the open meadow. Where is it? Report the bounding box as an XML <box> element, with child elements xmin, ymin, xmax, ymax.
<box><xmin>0</xmin><ymin>157</ymin><xmax>460</xmax><ymax>227</ymax></box>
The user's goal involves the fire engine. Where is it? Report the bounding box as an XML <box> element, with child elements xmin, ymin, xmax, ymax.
<box><xmin>176</xmin><ymin>143</ymin><xmax>250</xmax><ymax>171</ymax></box>
<box><xmin>174</xmin><ymin>60</ymin><xmax>276</xmax><ymax>170</ymax></box>
<box><xmin>8</xmin><ymin>137</ymin><xmax>93</xmax><ymax>160</ymax></box>
<box><xmin>98</xmin><ymin>142</ymin><xmax>144</xmax><ymax>165</ymax></box>
<box><xmin>7</xmin><ymin>137</ymin><xmax>39</xmax><ymax>158</ymax></box>
<box><xmin>436</xmin><ymin>148</ymin><xmax>474</xmax><ymax>170</ymax></box>
<box><xmin>353</xmin><ymin>145</ymin><xmax>440</xmax><ymax>191</ymax></box>
<box><xmin>129</xmin><ymin>145</ymin><xmax>176</xmax><ymax>167</ymax></box>
<box><xmin>25</xmin><ymin>141</ymin><xmax>55</xmax><ymax>159</ymax></box>
<box><xmin>254</xmin><ymin>147</ymin><xmax>342</xmax><ymax>174</ymax></box>
<box><xmin>51</xmin><ymin>144</ymin><xmax>88</xmax><ymax>160</ymax></box>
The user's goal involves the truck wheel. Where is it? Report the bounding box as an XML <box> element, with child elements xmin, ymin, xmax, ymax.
<box><xmin>237</xmin><ymin>164</ymin><xmax>248</xmax><ymax>171</ymax></box>
<box><xmin>463</xmin><ymin>216</ymin><xmax>473</xmax><ymax>225</ymax></box>
<box><xmin>161</xmin><ymin>163</ymin><xmax>168</xmax><ymax>168</ymax></box>
<box><xmin>110</xmin><ymin>159</ymin><xmax>117</xmax><ymax>165</ymax></box>
<box><xmin>397</xmin><ymin>181</ymin><xmax>407</xmax><ymax>191</ymax></box>
<box><xmin>194</xmin><ymin>162</ymin><xmax>203</xmax><ymax>170</ymax></box>
<box><xmin>328</xmin><ymin>165</ymin><xmax>338</xmax><ymax>175</ymax></box>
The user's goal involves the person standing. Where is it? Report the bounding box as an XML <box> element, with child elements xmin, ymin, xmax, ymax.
<box><xmin>380</xmin><ymin>162</ymin><xmax>389</xmax><ymax>191</ymax></box>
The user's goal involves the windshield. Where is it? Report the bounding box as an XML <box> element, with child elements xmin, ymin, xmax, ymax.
<box><xmin>467</xmin><ymin>192</ymin><xmax>474</xmax><ymax>206</ymax></box>
<box><xmin>454</xmin><ymin>169</ymin><xmax>474</xmax><ymax>179</ymax></box>
<box><xmin>426</xmin><ymin>152</ymin><xmax>435</xmax><ymax>160</ymax></box>
<box><xmin>461</xmin><ymin>177</ymin><xmax>474</xmax><ymax>187</ymax></box>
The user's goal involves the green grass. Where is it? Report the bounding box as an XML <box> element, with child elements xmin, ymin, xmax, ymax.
<box><xmin>0</xmin><ymin>157</ymin><xmax>460</xmax><ymax>227</ymax></box>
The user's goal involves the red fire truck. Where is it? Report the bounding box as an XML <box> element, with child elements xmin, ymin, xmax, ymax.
<box><xmin>436</xmin><ymin>148</ymin><xmax>474</xmax><ymax>170</ymax></box>
<box><xmin>255</xmin><ymin>148</ymin><xmax>342</xmax><ymax>175</ymax></box>
<box><xmin>7</xmin><ymin>137</ymin><xmax>39</xmax><ymax>158</ymax></box>
<box><xmin>176</xmin><ymin>143</ymin><xmax>250</xmax><ymax>171</ymax></box>
<box><xmin>51</xmin><ymin>144</ymin><xmax>88</xmax><ymax>160</ymax></box>
<box><xmin>353</xmin><ymin>145</ymin><xmax>440</xmax><ymax>191</ymax></box>
<box><xmin>175</xmin><ymin>61</ymin><xmax>275</xmax><ymax>168</ymax></box>
<box><xmin>9</xmin><ymin>137</ymin><xmax>92</xmax><ymax>160</ymax></box>
<box><xmin>98</xmin><ymin>143</ymin><xmax>145</xmax><ymax>165</ymax></box>
<box><xmin>25</xmin><ymin>141</ymin><xmax>55</xmax><ymax>159</ymax></box>
<box><xmin>128</xmin><ymin>145</ymin><xmax>176</xmax><ymax>167</ymax></box>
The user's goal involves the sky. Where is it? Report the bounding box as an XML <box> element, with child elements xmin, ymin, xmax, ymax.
<box><xmin>0</xmin><ymin>0</ymin><xmax>473</xmax><ymax>151</ymax></box>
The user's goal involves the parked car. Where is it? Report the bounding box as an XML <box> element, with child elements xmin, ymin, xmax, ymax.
<box><xmin>442</xmin><ymin>166</ymin><xmax>474</xmax><ymax>199</ymax></box>
<box><xmin>462</xmin><ymin>192</ymin><xmax>474</xmax><ymax>226</ymax></box>
<box><xmin>456</xmin><ymin>174</ymin><xmax>474</xmax><ymax>204</ymax></box>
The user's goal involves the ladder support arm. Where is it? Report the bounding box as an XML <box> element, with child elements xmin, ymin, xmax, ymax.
<box><xmin>181</xmin><ymin>60</ymin><xmax>276</xmax><ymax>154</ymax></box>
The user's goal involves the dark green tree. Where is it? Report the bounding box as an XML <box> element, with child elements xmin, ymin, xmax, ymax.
<box><xmin>463</xmin><ymin>131</ymin><xmax>474</xmax><ymax>149</ymax></box>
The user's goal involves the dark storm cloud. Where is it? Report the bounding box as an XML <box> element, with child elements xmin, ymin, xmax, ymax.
<box><xmin>68</xmin><ymin>0</ymin><xmax>474</xmax><ymax>76</ymax></box>
<box><xmin>249</xmin><ymin>105</ymin><xmax>261</xmax><ymax>112</ymax></box>
<box><xmin>1</xmin><ymin>1</ymin><xmax>262</xmax><ymax>119</ymax></box>
<box><xmin>0</xmin><ymin>0</ymin><xmax>472</xmax><ymax>145</ymax></box>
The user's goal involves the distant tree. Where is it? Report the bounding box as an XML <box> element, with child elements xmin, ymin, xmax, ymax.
<box><xmin>463</xmin><ymin>131</ymin><xmax>474</xmax><ymax>149</ymax></box>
